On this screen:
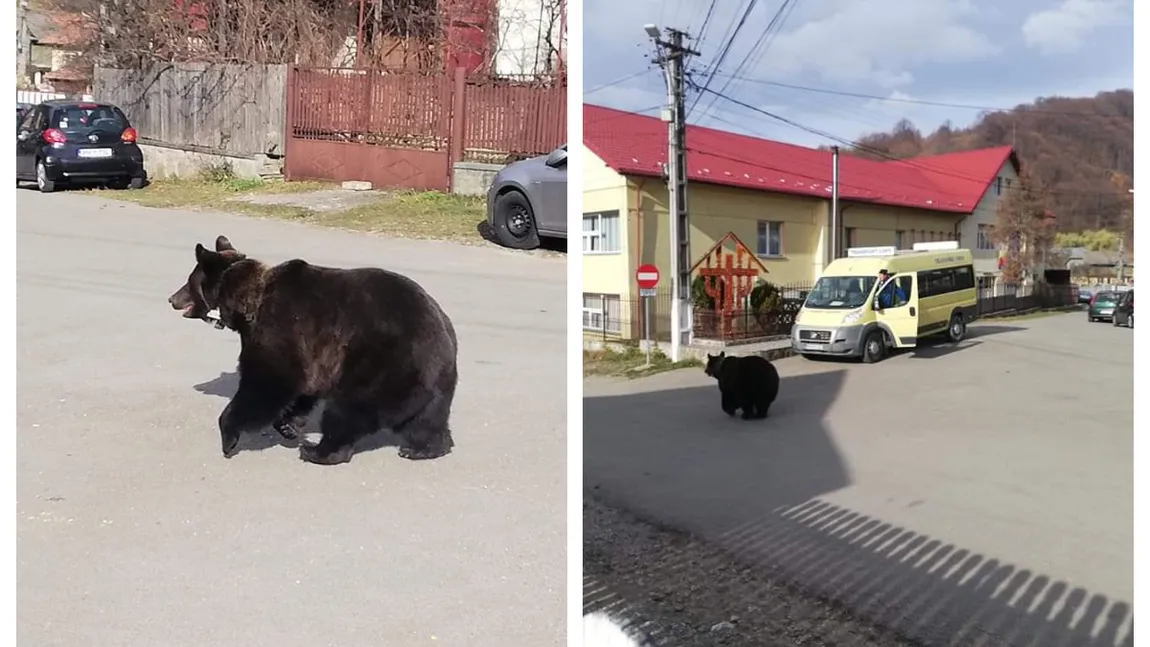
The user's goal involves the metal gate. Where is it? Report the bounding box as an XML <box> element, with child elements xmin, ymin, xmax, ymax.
<box><xmin>284</xmin><ymin>66</ymin><xmax>456</xmax><ymax>192</ymax></box>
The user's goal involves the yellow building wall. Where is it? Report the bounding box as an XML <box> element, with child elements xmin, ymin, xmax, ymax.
<box><xmin>841</xmin><ymin>204</ymin><xmax>961</xmax><ymax>251</ymax></box>
<box><xmin>581</xmin><ymin>149</ymin><xmax>632</xmax><ymax>299</ymax></box>
<box><xmin>633</xmin><ymin>181</ymin><xmax>827</xmax><ymax>289</ymax></box>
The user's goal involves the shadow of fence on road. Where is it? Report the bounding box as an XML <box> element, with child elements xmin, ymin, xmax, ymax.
<box><xmin>585</xmin><ymin>498</ymin><xmax>1133</xmax><ymax>647</ymax></box>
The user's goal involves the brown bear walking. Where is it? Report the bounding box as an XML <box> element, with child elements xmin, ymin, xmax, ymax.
<box><xmin>168</xmin><ymin>236</ymin><xmax>458</xmax><ymax>465</ymax></box>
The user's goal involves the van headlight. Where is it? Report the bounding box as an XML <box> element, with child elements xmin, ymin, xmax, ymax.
<box><xmin>841</xmin><ymin>309</ymin><xmax>863</xmax><ymax>325</ymax></box>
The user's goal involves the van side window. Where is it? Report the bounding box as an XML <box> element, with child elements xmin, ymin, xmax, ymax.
<box><xmin>919</xmin><ymin>264</ymin><xmax>975</xmax><ymax>298</ymax></box>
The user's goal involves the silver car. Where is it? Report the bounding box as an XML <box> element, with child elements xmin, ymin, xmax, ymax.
<box><xmin>485</xmin><ymin>143</ymin><xmax>567</xmax><ymax>249</ymax></box>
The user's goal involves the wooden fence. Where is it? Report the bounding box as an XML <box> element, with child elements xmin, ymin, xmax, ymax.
<box><xmin>93</xmin><ymin>63</ymin><xmax>288</xmax><ymax>158</ymax></box>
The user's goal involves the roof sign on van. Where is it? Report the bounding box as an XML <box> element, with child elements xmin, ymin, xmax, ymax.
<box><xmin>846</xmin><ymin>246</ymin><xmax>897</xmax><ymax>258</ymax></box>
<box><xmin>912</xmin><ymin>241</ymin><xmax>960</xmax><ymax>251</ymax></box>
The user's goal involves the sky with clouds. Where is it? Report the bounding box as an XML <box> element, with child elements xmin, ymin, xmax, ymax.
<box><xmin>582</xmin><ymin>0</ymin><xmax>1133</xmax><ymax>148</ymax></box>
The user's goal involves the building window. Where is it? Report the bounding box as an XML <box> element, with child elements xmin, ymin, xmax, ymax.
<box><xmin>896</xmin><ymin>230</ymin><xmax>906</xmax><ymax>248</ymax></box>
<box><xmin>756</xmin><ymin>220</ymin><xmax>783</xmax><ymax>257</ymax></box>
<box><xmin>976</xmin><ymin>223</ymin><xmax>996</xmax><ymax>250</ymax></box>
<box><xmin>844</xmin><ymin>227</ymin><xmax>857</xmax><ymax>249</ymax></box>
<box><xmin>995</xmin><ymin>176</ymin><xmax>1003</xmax><ymax>196</ymax></box>
<box><xmin>582</xmin><ymin>293</ymin><xmax>621</xmax><ymax>334</ymax></box>
<box><xmin>582</xmin><ymin>210</ymin><xmax>621</xmax><ymax>253</ymax></box>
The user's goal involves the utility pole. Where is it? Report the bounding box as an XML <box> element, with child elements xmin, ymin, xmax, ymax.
<box><xmin>646</xmin><ymin>24</ymin><xmax>698</xmax><ymax>362</ymax></box>
<box><xmin>830</xmin><ymin>146</ymin><xmax>840</xmax><ymax>263</ymax></box>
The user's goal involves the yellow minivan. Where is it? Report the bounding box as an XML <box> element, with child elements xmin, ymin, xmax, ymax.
<box><xmin>790</xmin><ymin>242</ymin><xmax>978</xmax><ymax>363</ymax></box>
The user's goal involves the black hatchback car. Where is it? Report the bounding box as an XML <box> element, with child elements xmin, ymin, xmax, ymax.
<box><xmin>16</xmin><ymin>100</ymin><xmax>146</xmax><ymax>193</ymax></box>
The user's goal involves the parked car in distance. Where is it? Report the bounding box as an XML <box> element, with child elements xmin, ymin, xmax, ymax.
<box><xmin>1112</xmin><ymin>289</ymin><xmax>1133</xmax><ymax>328</ymax></box>
<box><xmin>485</xmin><ymin>143</ymin><xmax>567</xmax><ymax>250</ymax></box>
<box><xmin>1078</xmin><ymin>285</ymin><xmax>1094</xmax><ymax>304</ymax></box>
<box><xmin>16</xmin><ymin>99</ymin><xmax>146</xmax><ymax>193</ymax></box>
<box><xmin>1087</xmin><ymin>291</ymin><xmax>1120</xmax><ymax>322</ymax></box>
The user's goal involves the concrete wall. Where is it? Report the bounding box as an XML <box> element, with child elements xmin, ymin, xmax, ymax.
<box><xmin>451</xmin><ymin>161</ymin><xmax>504</xmax><ymax>196</ymax></box>
<box><xmin>140</xmin><ymin>143</ymin><xmax>281</xmax><ymax>181</ymax></box>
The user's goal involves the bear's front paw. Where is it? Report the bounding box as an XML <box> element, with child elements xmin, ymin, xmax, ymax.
<box><xmin>722</xmin><ymin>407</ymin><xmax>738</xmax><ymax>417</ymax></box>
<box><xmin>221</xmin><ymin>435</ymin><xmax>240</xmax><ymax>459</ymax></box>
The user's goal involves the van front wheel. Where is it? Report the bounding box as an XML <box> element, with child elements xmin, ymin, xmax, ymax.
<box><xmin>947</xmin><ymin>313</ymin><xmax>966</xmax><ymax>343</ymax></box>
<box><xmin>862</xmin><ymin>330</ymin><xmax>885</xmax><ymax>364</ymax></box>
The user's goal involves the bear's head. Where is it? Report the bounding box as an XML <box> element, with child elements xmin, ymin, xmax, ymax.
<box><xmin>168</xmin><ymin>235</ymin><xmax>254</xmax><ymax>325</ymax></box>
<box><xmin>704</xmin><ymin>351</ymin><xmax>726</xmax><ymax>379</ymax></box>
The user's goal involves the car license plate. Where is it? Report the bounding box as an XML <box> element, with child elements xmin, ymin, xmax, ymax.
<box><xmin>803</xmin><ymin>343</ymin><xmax>821</xmax><ymax>351</ymax></box>
<box><xmin>78</xmin><ymin>148</ymin><xmax>113</xmax><ymax>158</ymax></box>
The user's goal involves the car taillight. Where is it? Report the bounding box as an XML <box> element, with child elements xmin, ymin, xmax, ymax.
<box><xmin>42</xmin><ymin>128</ymin><xmax>67</xmax><ymax>145</ymax></box>
<box><xmin>121</xmin><ymin>127</ymin><xmax>137</xmax><ymax>143</ymax></box>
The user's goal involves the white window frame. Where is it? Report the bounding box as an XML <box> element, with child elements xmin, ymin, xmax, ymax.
<box><xmin>756</xmin><ymin>220</ymin><xmax>784</xmax><ymax>258</ymax></box>
<box><xmin>582</xmin><ymin>293</ymin><xmax>621</xmax><ymax>334</ymax></box>
<box><xmin>582</xmin><ymin>210</ymin><xmax>621</xmax><ymax>254</ymax></box>
<box><xmin>976</xmin><ymin>223</ymin><xmax>996</xmax><ymax>250</ymax></box>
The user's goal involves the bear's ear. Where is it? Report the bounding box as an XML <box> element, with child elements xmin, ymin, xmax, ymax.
<box><xmin>195</xmin><ymin>243</ymin><xmax>222</xmax><ymax>267</ymax></box>
<box><xmin>718</xmin><ymin>351</ymin><xmax>726</xmax><ymax>358</ymax></box>
<box><xmin>215</xmin><ymin>235</ymin><xmax>235</xmax><ymax>252</ymax></box>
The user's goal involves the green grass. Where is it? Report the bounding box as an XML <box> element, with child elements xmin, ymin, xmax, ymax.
<box><xmin>583</xmin><ymin>345</ymin><xmax>703</xmax><ymax>378</ymax></box>
<box><xmin>97</xmin><ymin>178</ymin><xmax>487</xmax><ymax>243</ymax></box>
<box><xmin>310</xmin><ymin>190</ymin><xmax>488</xmax><ymax>242</ymax></box>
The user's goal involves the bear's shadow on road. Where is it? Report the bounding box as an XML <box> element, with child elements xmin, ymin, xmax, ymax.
<box><xmin>583</xmin><ymin>366</ymin><xmax>1132</xmax><ymax>647</ymax></box>
<box><xmin>193</xmin><ymin>372</ymin><xmax>401</xmax><ymax>456</ymax></box>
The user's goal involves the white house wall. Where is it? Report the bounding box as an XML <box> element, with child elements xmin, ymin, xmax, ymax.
<box><xmin>957</xmin><ymin>160</ymin><xmax>1019</xmax><ymax>276</ymax></box>
<box><xmin>494</xmin><ymin>0</ymin><xmax>564</xmax><ymax>77</ymax></box>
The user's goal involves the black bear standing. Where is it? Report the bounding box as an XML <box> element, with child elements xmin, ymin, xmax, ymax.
<box><xmin>168</xmin><ymin>235</ymin><xmax>459</xmax><ymax>465</ymax></box>
<box><xmin>704</xmin><ymin>351</ymin><xmax>780</xmax><ymax>420</ymax></box>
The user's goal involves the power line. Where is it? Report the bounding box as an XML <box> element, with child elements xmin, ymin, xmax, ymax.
<box><xmin>711</xmin><ymin>74</ymin><xmax>1135</xmax><ymax>121</ymax></box>
<box><xmin>585</xmin><ymin>68</ymin><xmax>655</xmax><ymax>96</ymax></box>
<box><xmin>697</xmin><ymin>0</ymin><xmax>799</xmax><ymax>123</ymax></box>
<box><xmin>685</xmin><ymin>0</ymin><xmax>761</xmax><ymax>118</ymax></box>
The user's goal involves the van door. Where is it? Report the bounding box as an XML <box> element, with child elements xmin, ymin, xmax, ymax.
<box><xmin>874</xmin><ymin>274</ymin><xmax>918</xmax><ymax>348</ymax></box>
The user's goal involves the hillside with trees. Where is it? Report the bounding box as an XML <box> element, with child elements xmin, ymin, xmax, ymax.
<box><xmin>843</xmin><ymin>90</ymin><xmax>1133</xmax><ymax>237</ymax></box>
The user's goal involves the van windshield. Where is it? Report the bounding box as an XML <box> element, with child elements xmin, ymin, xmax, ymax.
<box><xmin>804</xmin><ymin>276</ymin><xmax>877</xmax><ymax>309</ymax></box>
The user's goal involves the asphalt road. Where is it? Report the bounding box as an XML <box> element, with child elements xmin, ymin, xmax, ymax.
<box><xmin>17</xmin><ymin>191</ymin><xmax>567</xmax><ymax>647</ymax></box>
<box><xmin>585</xmin><ymin>313</ymin><xmax>1133</xmax><ymax>646</ymax></box>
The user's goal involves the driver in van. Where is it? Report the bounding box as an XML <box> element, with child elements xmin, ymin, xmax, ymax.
<box><xmin>876</xmin><ymin>269</ymin><xmax>907</xmax><ymax>309</ymax></box>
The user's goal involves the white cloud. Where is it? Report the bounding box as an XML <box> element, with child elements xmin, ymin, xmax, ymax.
<box><xmin>1021</xmin><ymin>0</ymin><xmax>1129</xmax><ymax>55</ymax></box>
<box><xmin>864</xmin><ymin>90</ymin><xmax>919</xmax><ymax>117</ymax></box>
<box><xmin>761</xmin><ymin>0</ymin><xmax>999</xmax><ymax>88</ymax></box>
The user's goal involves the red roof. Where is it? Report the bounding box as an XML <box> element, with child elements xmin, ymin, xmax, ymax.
<box><xmin>584</xmin><ymin>104</ymin><xmax>1019</xmax><ymax>214</ymax></box>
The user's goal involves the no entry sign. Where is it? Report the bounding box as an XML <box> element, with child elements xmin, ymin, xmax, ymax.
<box><xmin>636</xmin><ymin>264</ymin><xmax>660</xmax><ymax>290</ymax></box>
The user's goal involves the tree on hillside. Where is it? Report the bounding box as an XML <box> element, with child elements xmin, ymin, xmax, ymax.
<box><xmin>843</xmin><ymin>90</ymin><xmax>1133</xmax><ymax>233</ymax></box>
<box><xmin>993</xmin><ymin>169</ymin><xmax>1054</xmax><ymax>283</ymax></box>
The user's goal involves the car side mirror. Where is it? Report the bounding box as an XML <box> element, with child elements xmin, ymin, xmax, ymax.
<box><xmin>873</xmin><ymin>298</ymin><xmax>882</xmax><ymax>311</ymax></box>
<box><xmin>544</xmin><ymin>147</ymin><xmax>567</xmax><ymax>168</ymax></box>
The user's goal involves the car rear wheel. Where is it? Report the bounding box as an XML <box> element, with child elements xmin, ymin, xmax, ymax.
<box><xmin>36</xmin><ymin>161</ymin><xmax>55</xmax><ymax>193</ymax></box>
<box><xmin>947</xmin><ymin>313</ymin><xmax>966</xmax><ymax>342</ymax></box>
<box><xmin>492</xmin><ymin>190</ymin><xmax>540</xmax><ymax>250</ymax></box>
<box><xmin>129</xmin><ymin>176</ymin><xmax>145</xmax><ymax>190</ymax></box>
